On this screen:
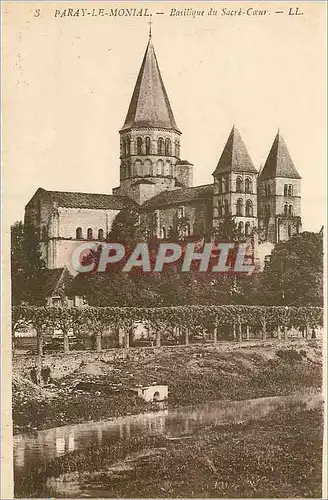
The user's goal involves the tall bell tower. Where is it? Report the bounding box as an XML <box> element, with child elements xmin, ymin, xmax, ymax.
<box><xmin>212</xmin><ymin>126</ymin><xmax>258</xmax><ymax>238</ymax></box>
<box><xmin>113</xmin><ymin>32</ymin><xmax>193</xmax><ymax>204</ymax></box>
<box><xmin>257</xmin><ymin>131</ymin><xmax>302</xmax><ymax>243</ymax></box>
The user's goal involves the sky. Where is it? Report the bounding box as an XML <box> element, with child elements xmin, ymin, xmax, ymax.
<box><xmin>3</xmin><ymin>1</ymin><xmax>327</xmax><ymax>232</ymax></box>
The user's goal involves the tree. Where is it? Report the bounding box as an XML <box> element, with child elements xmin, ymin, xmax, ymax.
<box><xmin>11</xmin><ymin>221</ymin><xmax>46</xmax><ymax>305</ymax></box>
<box><xmin>212</xmin><ymin>215</ymin><xmax>239</xmax><ymax>242</ymax></box>
<box><xmin>260</xmin><ymin>231</ymin><xmax>323</xmax><ymax>306</ymax></box>
<box><xmin>107</xmin><ymin>207</ymin><xmax>142</xmax><ymax>244</ymax></box>
<box><xmin>53</xmin><ymin>307</ymin><xmax>83</xmax><ymax>353</ymax></box>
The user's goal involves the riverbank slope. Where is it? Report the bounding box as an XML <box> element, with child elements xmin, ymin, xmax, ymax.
<box><xmin>12</xmin><ymin>339</ymin><xmax>322</xmax><ymax>434</ymax></box>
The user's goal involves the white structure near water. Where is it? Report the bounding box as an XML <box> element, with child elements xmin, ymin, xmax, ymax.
<box><xmin>135</xmin><ymin>385</ymin><xmax>168</xmax><ymax>402</ymax></box>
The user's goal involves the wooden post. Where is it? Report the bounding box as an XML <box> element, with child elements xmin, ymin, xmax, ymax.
<box><xmin>277</xmin><ymin>325</ymin><xmax>282</xmax><ymax>340</ymax></box>
<box><xmin>262</xmin><ymin>320</ymin><xmax>267</xmax><ymax>340</ymax></box>
<box><xmin>246</xmin><ymin>325</ymin><xmax>250</xmax><ymax>341</ymax></box>
<box><xmin>213</xmin><ymin>327</ymin><xmax>218</xmax><ymax>344</ymax></box>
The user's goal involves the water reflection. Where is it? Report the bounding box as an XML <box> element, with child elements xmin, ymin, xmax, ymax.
<box><xmin>13</xmin><ymin>392</ymin><xmax>322</xmax><ymax>478</ymax></box>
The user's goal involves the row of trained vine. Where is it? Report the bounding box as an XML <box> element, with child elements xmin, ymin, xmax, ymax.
<box><xmin>12</xmin><ymin>305</ymin><xmax>323</xmax><ymax>355</ymax></box>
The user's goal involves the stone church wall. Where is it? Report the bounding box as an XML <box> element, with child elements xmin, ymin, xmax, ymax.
<box><xmin>56</xmin><ymin>207</ymin><xmax>120</xmax><ymax>240</ymax></box>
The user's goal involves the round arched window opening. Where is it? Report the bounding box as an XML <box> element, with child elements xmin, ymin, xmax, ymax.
<box><xmin>153</xmin><ymin>391</ymin><xmax>161</xmax><ymax>401</ymax></box>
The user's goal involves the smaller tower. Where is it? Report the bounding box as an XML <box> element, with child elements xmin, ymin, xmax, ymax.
<box><xmin>212</xmin><ymin>126</ymin><xmax>258</xmax><ymax>238</ymax></box>
<box><xmin>258</xmin><ymin>131</ymin><xmax>302</xmax><ymax>243</ymax></box>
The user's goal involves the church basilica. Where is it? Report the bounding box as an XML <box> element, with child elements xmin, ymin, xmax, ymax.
<box><xmin>25</xmin><ymin>34</ymin><xmax>302</xmax><ymax>270</ymax></box>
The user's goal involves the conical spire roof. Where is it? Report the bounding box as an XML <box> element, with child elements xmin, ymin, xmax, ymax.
<box><xmin>213</xmin><ymin>126</ymin><xmax>257</xmax><ymax>175</ymax></box>
<box><xmin>259</xmin><ymin>131</ymin><xmax>301</xmax><ymax>179</ymax></box>
<box><xmin>121</xmin><ymin>38</ymin><xmax>180</xmax><ymax>133</ymax></box>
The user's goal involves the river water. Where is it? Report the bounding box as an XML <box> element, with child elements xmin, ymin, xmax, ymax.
<box><xmin>14</xmin><ymin>391</ymin><xmax>322</xmax><ymax>481</ymax></box>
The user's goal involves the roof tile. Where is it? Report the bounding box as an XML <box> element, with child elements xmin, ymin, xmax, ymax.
<box><xmin>121</xmin><ymin>39</ymin><xmax>180</xmax><ymax>132</ymax></box>
<box><xmin>141</xmin><ymin>184</ymin><xmax>214</xmax><ymax>210</ymax></box>
<box><xmin>259</xmin><ymin>132</ymin><xmax>301</xmax><ymax>179</ymax></box>
<box><xmin>34</xmin><ymin>189</ymin><xmax>134</xmax><ymax>210</ymax></box>
<box><xmin>213</xmin><ymin>126</ymin><xmax>257</xmax><ymax>175</ymax></box>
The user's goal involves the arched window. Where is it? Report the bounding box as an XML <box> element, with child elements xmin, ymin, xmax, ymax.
<box><xmin>147</xmin><ymin>160</ymin><xmax>154</xmax><ymax>176</ymax></box>
<box><xmin>236</xmin><ymin>198</ymin><xmax>243</xmax><ymax>216</ymax></box>
<box><xmin>245</xmin><ymin>178</ymin><xmax>252</xmax><ymax>193</ymax></box>
<box><xmin>144</xmin><ymin>160</ymin><xmax>151</xmax><ymax>176</ymax></box>
<box><xmin>98</xmin><ymin>229</ymin><xmax>104</xmax><ymax>240</ymax></box>
<box><xmin>134</xmin><ymin>160</ymin><xmax>142</xmax><ymax>176</ymax></box>
<box><xmin>165</xmin><ymin>138</ymin><xmax>172</xmax><ymax>156</ymax></box>
<box><xmin>288</xmin><ymin>205</ymin><xmax>293</xmax><ymax>215</ymax></box>
<box><xmin>238</xmin><ymin>221</ymin><xmax>244</xmax><ymax>236</ymax></box>
<box><xmin>284</xmin><ymin>203</ymin><xmax>288</xmax><ymax>216</ymax></box>
<box><xmin>186</xmin><ymin>223</ymin><xmax>191</xmax><ymax>236</ymax></box>
<box><xmin>145</xmin><ymin>137</ymin><xmax>151</xmax><ymax>155</ymax></box>
<box><xmin>224</xmin><ymin>199</ymin><xmax>229</xmax><ymax>215</ymax></box>
<box><xmin>284</xmin><ymin>184</ymin><xmax>288</xmax><ymax>196</ymax></box>
<box><xmin>175</xmin><ymin>141</ymin><xmax>180</xmax><ymax>157</ymax></box>
<box><xmin>76</xmin><ymin>227</ymin><xmax>83</xmax><ymax>239</ymax></box>
<box><xmin>161</xmin><ymin>227</ymin><xmax>166</xmax><ymax>239</ymax></box>
<box><xmin>245</xmin><ymin>200</ymin><xmax>253</xmax><ymax>217</ymax></box>
<box><xmin>157</xmin><ymin>160</ymin><xmax>164</xmax><ymax>176</ymax></box>
<box><xmin>157</xmin><ymin>138</ymin><xmax>164</xmax><ymax>155</ymax></box>
<box><xmin>168</xmin><ymin>226</ymin><xmax>173</xmax><ymax>238</ymax></box>
<box><xmin>222</xmin><ymin>177</ymin><xmax>228</xmax><ymax>193</ymax></box>
<box><xmin>245</xmin><ymin>222</ymin><xmax>251</xmax><ymax>236</ymax></box>
<box><xmin>288</xmin><ymin>225</ymin><xmax>292</xmax><ymax>237</ymax></box>
<box><xmin>288</xmin><ymin>185</ymin><xmax>293</xmax><ymax>196</ymax></box>
<box><xmin>126</xmin><ymin>138</ymin><xmax>131</xmax><ymax>155</ymax></box>
<box><xmin>236</xmin><ymin>177</ymin><xmax>243</xmax><ymax>193</ymax></box>
<box><xmin>137</xmin><ymin>137</ymin><xmax>143</xmax><ymax>155</ymax></box>
<box><xmin>165</xmin><ymin>161</ymin><xmax>172</xmax><ymax>176</ymax></box>
<box><xmin>87</xmin><ymin>228</ymin><xmax>93</xmax><ymax>240</ymax></box>
<box><xmin>218</xmin><ymin>177</ymin><xmax>222</xmax><ymax>194</ymax></box>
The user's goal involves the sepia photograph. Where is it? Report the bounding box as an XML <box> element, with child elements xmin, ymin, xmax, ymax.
<box><xmin>1</xmin><ymin>1</ymin><xmax>326</xmax><ymax>498</ymax></box>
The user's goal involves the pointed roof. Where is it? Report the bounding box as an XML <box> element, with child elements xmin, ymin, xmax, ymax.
<box><xmin>213</xmin><ymin>126</ymin><xmax>257</xmax><ymax>176</ymax></box>
<box><xmin>259</xmin><ymin>131</ymin><xmax>301</xmax><ymax>180</ymax></box>
<box><xmin>121</xmin><ymin>38</ymin><xmax>180</xmax><ymax>133</ymax></box>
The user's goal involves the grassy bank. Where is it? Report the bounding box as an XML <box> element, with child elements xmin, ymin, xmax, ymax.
<box><xmin>15</xmin><ymin>406</ymin><xmax>323</xmax><ymax>498</ymax></box>
<box><xmin>13</xmin><ymin>340</ymin><xmax>322</xmax><ymax>434</ymax></box>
